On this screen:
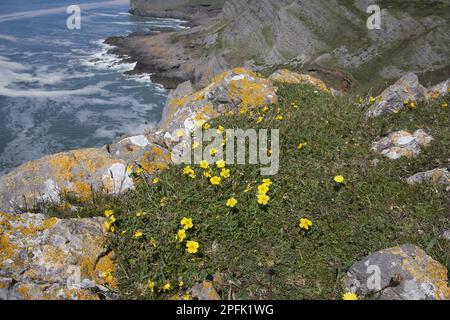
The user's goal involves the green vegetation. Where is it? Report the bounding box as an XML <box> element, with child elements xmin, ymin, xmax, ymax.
<box><xmin>47</xmin><ymin>83</ymin><xmax>449</xmax><ymax>299</ymax></box>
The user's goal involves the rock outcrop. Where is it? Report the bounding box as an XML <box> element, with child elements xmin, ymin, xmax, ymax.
<box><xmin>122</xmin><ymin>0</ymin><xmax>450</xmax><ymax>91</ymax></box>
<box><xmin>406</xmin><ymin>168</ymin><xmax>450</xmax><ymax>186</ymax></box>
<box><xmin>345</xmin><ymin>244</ymin><xmax>450</xmax><ymax>300</ymax></box>
<box><xmin>372</xmin><ymin>129</ymin><xmax>433</xmax><ymax>160</ymax></box>
<box><xmin>365</xmin><ymin>73</ymin><xmax>428</xmax><ymax>118</ymax></box>
<box><xmin>0</xmin><ymin>212</ymin><xmax>114</xmax><ymax>300</ymax></box>
<box><xmin>0</xmin><ymin>138</ymin><xmax>170</xmax><ymax>213</ymax></box>
<box><xmin>158</xmin><ymin>68</ymin><xmax>277</xmax><ymax>134</ymax></box>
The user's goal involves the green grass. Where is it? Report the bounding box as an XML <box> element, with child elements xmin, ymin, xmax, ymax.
<box><xmin>47</xmin><ymin>84</ymin><xmax>450</xmax><ymax>299</ymax></box>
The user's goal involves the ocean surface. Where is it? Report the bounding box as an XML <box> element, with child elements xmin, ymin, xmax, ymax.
<box><xmin>0</xmin><ymin>0</ymin><xmax>185</xmax><ymax>175</ymax></box>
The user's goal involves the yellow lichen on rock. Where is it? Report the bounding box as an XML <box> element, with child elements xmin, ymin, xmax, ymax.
<box><xmin>0</xmin><ymin>212</ymin><xmax>111</xmax><ymax>300</ymax></box>
<box><xmin>269</xmin><ymin>69</ymin><xmax>330</xmax><ymax>92</ymax></box>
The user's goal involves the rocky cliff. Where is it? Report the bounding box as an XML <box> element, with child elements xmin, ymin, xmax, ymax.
<box><xmin>122</xmin><ymin>0</ymin><xmax>450</xmax><ymax>92</ymax></box>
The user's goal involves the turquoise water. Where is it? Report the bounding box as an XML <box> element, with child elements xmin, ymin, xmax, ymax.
<box><xmin>0</xmin><ymin>0</ymin><xmax>184</xmax><ymax>174</ymax></box>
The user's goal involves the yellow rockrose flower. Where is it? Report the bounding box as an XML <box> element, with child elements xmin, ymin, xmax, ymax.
<box><xmin>216</xmin><ymin>159</ymin><xmax>226</xmax><ymax>169</ymax></box>
<box><xmin>210</xmin><ymin>176</ymin><xmax>221</xmax><ymax>185</ymax></box>
<box><xmin>200</xmin><ymin>160</ymin><xmax>209</xmax><ymax>169</ymax></box>
<box><xmin>186</xmin><ymin>240</ymin><xmax>200</xmax><ymax>254</ymax></box>
<box><xmin>257</xmin><ymin>194</ymin><xmax>270</xmax><ymax>205</ymax></box>
<box><xmin>220</xmin><ymin>168</ymin><xmax>231</xmax><ymax>178</ymax></box>
<box><xmin>299</xmin><ymin>218</ymin><xmax>313</xmax><ymax>230</ymax></box>
<box><xmin>226</xmin><ymin>197</ymin><xmax>238</xmax><ymax>208</ymax></box>
<box><xmin>180</xmin><ymin>217</ymin><xmax>193</xmax><ymax>230</ymax></box>
<box><xmin>334</xmin><ymin>175</ymin><xmax>345</xmax><ymax>184</ymax></box>
<box><xmin>134</xmin><ymin>230</ymin><xmax>143</xmax><ymax>239</ymax></box>
<box><xmin>176</xmin><ymin>229</ymin><xmax>186</xmax><ymax>242</ymax></box>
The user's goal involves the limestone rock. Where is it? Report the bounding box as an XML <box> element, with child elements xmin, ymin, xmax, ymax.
<box><xmin>0</xmin><ymin>137</ymin><xmax>171</xmax><ymax>212</ymax></box>
<box><xmin>406</xmin><ymin>168</ymin><xmax>450</xmax><ymax>185</ymax></box>
<box><xmin>109</xmin><ymin>135</ymin><xmax>171</xmax><ymax>173</ymax></box>
<box><xmin>427</xmin><ymin>79</ymin><xmax>450</xmax><ymax>100</ymax></box>
<box><xmin>365</xmin><ymin>73</ymin><xmax>428</xmax><ymax>118</ymax></box>
<box><xmin>372</xmin><ymin>129</ymin><xmax>433</xmax><ymax>160</ymax></box>
<box><xmin>158</xmin><ymin>68</ymin><xmax>277</xmax><ymax>135</ymax></box>
<box><xmin>191</xmin><ymin>281</ymin><xmax>221</xmax><ymax>300</ymax></box>
<box><xmin>0</xmin><ymin>212</ymin><xmax>114</xmax><ymax>300</ymax></box>
<box><xmin>268</xmin><ymin>69</ymin><xmax>330</xmax><ymax>92</ymax></box>
<box><xmin>344</xmin><ymin>244</ymin><xmax>450</xmax><ymax>300</ymax></box>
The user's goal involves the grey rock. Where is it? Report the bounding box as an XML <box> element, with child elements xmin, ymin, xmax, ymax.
<box><xmin>0</xmin><ymin>212</ymin><xmax>113</xmax><ymax>300</ymax></box>
<box><xmin>344</xmin><ymin>244</ymin><xmax>450</xmax><ymax>300</ymax></box>
<box><xmin>427</xmin><ymin>79</ymin><xmax>450</xmax><ymax>100</ymax></box>
<box><xmin>372</xmin><ymin>129</ymin><xmax>433</xmax><ymax>160</ymax></box>
<box><xmin>406</xmin><ymin>168</ymin><xmax>450</xmax><ymax>185</ymax></box>
<box><xmin>365</xmin><ymin>73</ymin><xmax>428</xmax><ymax>118</ymax></box>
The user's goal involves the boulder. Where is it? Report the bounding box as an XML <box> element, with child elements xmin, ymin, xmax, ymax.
<box><xmin>158</xmin><ymin>68</ymin><xmax>278</xmax><ymax>135</ymax></box>
<box><xmin>268</xmin><ymin>69</ymin><xmax>330</xmax><ymax>92</ymax></box>
<box><xmin>190</xmin><ymin>281</ymin><xmax>221</xmax><ymax>300</ymax></box>
<box><xmin>372</xmin><ymin>129</ymin><xmax>433</xmax><ymax>160</ymax></box>
<box><xmin>344</xmin><ymin>244</ymin><xmax>450</xmax><ymax>300</ymax></box>
<box><xmin>427</xmin><ymin>79</ymin><xmax>450</xmax><ymax>100</ymax></box>
<box><xmin>406</xmin><ymin>168</ymin><xmax>450</xmax><ymax>186</ymax></box>
<box><xmin>0</xmin><ymin>137</ymin><xmax>171</xmax><ymax>213</ymax></box>
<box><xmin>0</xmin><ymin>212</ymin><xmax>114</xmax><ymax>300</ymax></box>
<box><xmin>365</xmin><ymin>73</ymin><xmax>428</xmax><ymax>118</ymax></box>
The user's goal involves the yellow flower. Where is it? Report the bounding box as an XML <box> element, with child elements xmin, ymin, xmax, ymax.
<box><xmin>126</xmin><ymin>164</ymin><xmax>133</xmax><ymax>175</ymax></box>
<box><xmin>149</xmin><ymin>238</ymin><xmax>157</xmax><ymax>247</ymax></box>
<box><xmin>176</xmin><ymin>229</ymin><xmax>186</xmax><ymax>242</ymax></box>
<box><xmin>220</xmin><ymin>168</ymin><xmax>231</xmax><ymax>178</ymax></box>
<box><xmin>186</xmin><ymin>240</ymin><xmax>200</xmax><ymax>254</ymax></box>
<box><xmin>334</xmin><ymin>175</ymin><xmax>345</xmax><ymax>184</ymax></box>
<box><xmin>200</xmin><ymin>160</ymin><xmax>209</xmax><ymax>169</ymax></box>
<box><xmin>275</xmin><ymin>115</ymin><xmax>283</xmax><ymax>121</ymax></box>
<box><xmin>153</xmin><ymin>177</ymin><xmax>160</xmax><ymax>184</ymax></box>
<box><xmin>342</xmin><ymin>292</ymin><xmax>358</xmax><ymax>300</ymax></box>
<box><xmin>226</xmin><ymin>197</ymin><xmax>238</xmax><ymax>208</ymax></box>
<box><xmin>109</xmin><ymin>215</ymin><xmax>116</xmax><ymax>223</ymax></box>
<box><xmin>136</xmin><ymin>167</ymin><xmax>143</xmax><ymax>174</ymax></box>
<box><xmin>216</xmin><ymin>159</ymin><xmax>226</xmax><ymax>169</ymax></box>
<box><xmin>262</xmin><ymin>107</ymin><xmax>269</xmax><ymax>113</ymax></box>
<box><xmin>441</xmin><ymin>102</ymin><xmax>448</xmax><ymax>109</ymax></box>
<box><xmin>299</xmin><ymin>218</ymin><xmax>313</xmax><ymax>230</ymax></box>
<box><xmin>180</xmin><ymin>217</ymin><xmax>193</xmax><ymax>230</ymax></box>
<box><xmin>103</xmin><ymin>221</ymin><xmax>111</xmax><ymax>232</ymax></box>
<box><xmin>104</xmin><ymin>210</ymin><xmax>114</xmax><ymax>218</ymax></box>
<box><xmin>179</xmin><ymin>281</ymin><xmax>184</xmax><ymax>288</ymax></box>
<box><xmin>217</xmin><ymin>126</ymin><xmax>224</xmax><ymax>134</ymax></box>
<box><xmin>244</xmin><ymin>183</ymin><xmax>252</xmax><ymax>193</ymax></box>
<box><xmin>209</xmin><ymin>148</ymin><xmax>218</xmax><ymax>156</ymax></box>
<box><xmin>257</xmin><ymin>116</ymin><xmax>263</xmax><ymax>124</ymax></box>
<box><xmin>192</xmin><ymin>141</ymin><xmax>200</xmax><ymax>149</ymax></box>
<box><xmin>148</xmin><ymin>280</ymin><xmax>155</xmax><ymax>292</ymax></box>
<box><xmin>210</xmin><ymin>176</ymin><xmax>221</xmax><ymax>185</ymax></box>
<box><xmin>291</xmin><ymin>103</ymin><xmax>300</xmax><ymax>109</ymax></box>
<box><xmin>160</xmin><ymin>197</ymin><xmax>167</xmax><ymax>207</ymax></box>
<box><xmin>297</xmin><ymin>142</ymin><xmax>307</xmax><ymax>150</ymax></box>
<box><xmin>257</xmin><ymin>194</ymin><xmax>270</xmax><ymax>205</ymax></box>
<box><xmin>136</xmin><ymin>210</ymin><xmax>145</xmax><ymax>217</ymax></box>
<box><xmin>183</xmin><ymin>166</ymin><xmax>194</xmax><ymax>176</ymax></box>
<box><xmin>369</xmin><ymin>96</ymin><xmax>376</xmax><ymax>103</ymax></box>
<box><xmin>203</xmin><ymin>123</ymin><xmax>210</xmax><ymax>130</ymax></box>
<box><xmin>204</xmin><ymin>170</ymin><xmax>212</xmax><ymax>178</ymax></box>
<box><xmin>182</xmin><ymin>294</ymin><xmax>192</xmax><ymax>300</ymax></box>
<box><xmin>258</xmin><ymin>184</ymin><xmax>269</xmax><ymax>195</ymax></box>
<box><xmin>262</xmin><ymin>178</ymin><xmax>272</xmax><ymax>186</ymax></box>
<box><xmin>134</xmin><ymin>230</ymin><xmax>143</xmax><ymax>239</ymax></box>
<box><xmin>162</xmin><ymin>282</ymin><xmax>172</xmax><ymax>292</ymax></box>
<box><xmin>110</xmin><ymin>226</ymin><xmax>115</xmax><ymax>233</ymax></box>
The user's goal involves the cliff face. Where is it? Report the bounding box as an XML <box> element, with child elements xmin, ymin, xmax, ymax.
<box><xmin>126</xmin><ymin>0</ymin><xmax>450</xmax><ymax>91</ymax></box>
<box><xmin>129</xmin><ymin>0</ymin><xmax>224</xmax><ymax>23</ymax></box>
